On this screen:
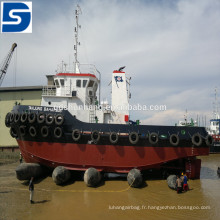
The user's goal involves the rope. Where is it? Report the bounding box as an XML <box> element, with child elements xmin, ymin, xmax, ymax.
<box><xmin>0</xmin><ymin>179</ymin><xmax>135</xmax><ymax>193</ymax></box>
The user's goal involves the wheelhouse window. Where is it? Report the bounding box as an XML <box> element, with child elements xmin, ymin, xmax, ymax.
<box><xmin>88</xmin><ymin>80</ymin><xmax>94</xmax><ymax>87</ymax></box>
<box><xmin>83</xmin><ymin>80</ymin><xmax>88</xmax><ymax>88</ymax></box>
<box><xmin>76</xmin><ymin>80</ymin><xmax>81</xmax><ymax>87</ymax></box>
<box><xmin>60</xmin><ymin>79</ymin><xmax>64</xmax><ymax>86</ymax></box>
<box><xmin>54</xmin><ymin>79</ymin><xmax>60</xmax><ymax>88</ymax></box>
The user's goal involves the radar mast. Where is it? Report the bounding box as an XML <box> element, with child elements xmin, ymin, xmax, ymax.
<box><xmin>74</xmin><ymin>4</ymin><xmax>82</xmax><ymax>73</ymax></box>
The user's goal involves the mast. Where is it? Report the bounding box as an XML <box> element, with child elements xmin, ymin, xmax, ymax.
<box><xmin>184</xmin><ymin>109</ymin><xmax>188</xmax><ymax>125</ymax></box>
<box><xmin>74</xmin><ymin>5</ymin><xmax>82</xmax><ymax>73</ymax></box>
<box><xmin>213</xmin><ymin>87</ymin><xmax>219</xmax><ymax>119</ymax></box>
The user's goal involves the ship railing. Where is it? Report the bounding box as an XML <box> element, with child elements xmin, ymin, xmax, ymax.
<box><xmin>42</xmin><ymin>85</ymin><xmax>72</xmax><ymax>97</ymax></box>
<box><xmin>42</xmin><ymin>86</ymin><xmax>94</xmax><ymax>106</ymax></box>
<box><xmin>42</xmin><ymin>86</ymin><xmax>56</xmax><ymax>96</ymax></box>
<box><xmin>56</xmin><ymin>63</ymin><xmax>101</xmax><ymax>80</ymax></box>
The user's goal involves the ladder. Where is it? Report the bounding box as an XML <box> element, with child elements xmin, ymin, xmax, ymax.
<box><xmin>89</xmin><ymin>109</ymin><xmax>96</xmax><ymax>123</ymax></box>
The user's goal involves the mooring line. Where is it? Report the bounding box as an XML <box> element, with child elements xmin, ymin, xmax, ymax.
<box><xmin>0</xmin><ymin>180</ymin><xmax>135</xmax><ymax>193</ymax></box>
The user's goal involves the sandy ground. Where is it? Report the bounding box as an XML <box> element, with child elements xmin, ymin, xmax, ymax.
<box><xmin>0</xmin><ymin>155</ymin><xmax>220</xmax><ymax>220</ymax></box>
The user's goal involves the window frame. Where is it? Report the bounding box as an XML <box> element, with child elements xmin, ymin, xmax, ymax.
<box><xmin>76</xmin><ymin>80</ymin><xmax>81</xmax><ymax>88</ymax></box>
<box><xmin>83</xmin><ymin>80</ymin><xmax>88</xmax><ymax>88</ymax></box>
<box><xmin>60</xmin><ymin>79</ymin><xmax>65</xmax><ymax>87</ymax></box>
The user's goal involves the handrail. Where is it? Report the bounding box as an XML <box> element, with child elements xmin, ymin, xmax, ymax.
<box><xmin>42</xmin><ymin>85</ymin><xmax>91</xmax><ymax>105</ymax></box>
<box><xmin>56</xmin><ymin>63</ymin><xmax>100</xmax><ymax>80</ymax></box>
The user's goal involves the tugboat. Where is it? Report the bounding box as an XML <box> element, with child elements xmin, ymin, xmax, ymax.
<box><xmin>5</xmin><ymin>5</ymin><xmax>212</xmax><ymax>186</ymax></box>
<box><xmin>207</xmin><ymin>88</ymin><xmax>220</xmax><ymax>153</ymax></box>
<box><xmin>209</xmin><ymin>121</ymin><xmax>220</xmax><ymax>153</ymax></box>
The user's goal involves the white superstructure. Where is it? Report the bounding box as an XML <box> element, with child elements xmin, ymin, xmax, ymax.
<box><xmin>41</xmin><ymin>5</ymin><xmax>131</xmax><ymax>124</ymax></box>
<box><xmin>111</xmin><ymin>69</ymin><xmax>130</xmax><ymax>124</ymax></box>
<box><xmin>41</xmin><ymin>66</ymin><xmax>131</xmax><ymax>124</ymax></box>
<box><xmin>207</xmin><ymin>88</ymin><xmax>220</xmax><ymax>135</ymax></box>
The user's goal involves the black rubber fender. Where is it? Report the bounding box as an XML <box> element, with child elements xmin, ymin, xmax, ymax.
<box><xmin>5</xmin><ymin>112</ymin><xmax>11</xmax><ymax>127</ymax></box>
<box><xmin>28</xmin><ymin>112</ymin><xmax>36</xmax><ymax>124</ymax></box>
<box><xmin>55</xmin><ymin>114</ymin><xmax>64</xmax><ymax>126</ymax></box>
<box><xmin>205</xmin><ymin>135</ymin><xmax>213</xmax><ymax>146</ymax></box>
<box><xmin>21</xmin><ymin>113</ymin><xmax>28</xmax><ymax>123</ymax></box>
<box><xmin>129</xmin><ymin>132</ymin><xmax>139</xmax><ymax>145</ymax></box>
<box><xmin>72</xmin><ymin>129</ymin><xmax>81</xmax><ymax>142</ymax></box>
<box><xmin>10</xmin><ymin>127</ymin><xmax>18</xmax><ymax>138</ymax></box>
<box><xmin>9</xmin><ymin>113</ymin><xmax>14</xmax><ymax>123</ymax></box>
<box><xmin>14</xmin><ymin>113</ymin><xmax>20</xmax><ymax>123</ymax></box>
<box><xmin>192</xmin><ymin>133</ymin><xmax>202</xmax><ymax>146</ymax></box>
<box><xmin>41</xmin><ymin>126</ymin><xmax>49</xmax><ymax>138</ymax></box>
<box><xmin>46</xmin><ymin>113</ymin><xmax>54</xmax><ymax>125</ymax></box>
<box><xmin>54</xmin><ymin>127</ymin><xmax>62</xmax><ymax>139</ymax></box>
<box><xmin>109</xmin><ymin>132</ymin><xmax>119</xmax><ymax>144</ymax></box>
<box><xmin>91</xmin><ymin>130</ymin><xmax>100</xmax><ymax>143</ymax></box>
<box><xmin>29</xmin><ymin>126</ymin><xmax>37</xmax><ymax>137</ymax></box>
<box><xmin>149</xmin><ymin>132</ymin><xmax>159</xmax><ymax>145</ymax></box>
<box><xmin>19</xmin><ymin>125</ymin><xmax>26</xmax><ymax>136</ymax></box>
<box><xmin>169</xmin><ymin>134</ymin><xmax>179</xmax><ymax>146</ymax></box>
<box><xmin>37</xmin><ymin>113</ymin><xmax>45</xmax><ymax>124</ymax></box>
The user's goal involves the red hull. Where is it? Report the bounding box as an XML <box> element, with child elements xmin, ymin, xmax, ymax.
<box><xmin>17</xmin><ymin>140</ymin><xmax>209</xmax><ymax>173</ymax></box>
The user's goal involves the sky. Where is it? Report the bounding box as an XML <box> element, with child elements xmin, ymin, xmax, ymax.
<box><xmin>0</xmin><ymin>0</ymin><xmax>220</xmax><ymax>126</ymax></box>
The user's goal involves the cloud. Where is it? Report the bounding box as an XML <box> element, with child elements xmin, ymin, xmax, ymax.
<box><xmin>0</xmin><ymin>0</ymin><xmax>220</xmax><ymax>125</ymax></box>
<box><xmin>140</xmin><ymin>108</ymin><xmax>211</xmax><ymax>127</ymax></box>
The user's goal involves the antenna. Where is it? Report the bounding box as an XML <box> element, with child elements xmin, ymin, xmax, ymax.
<box><xmin>74</xmin><ymin>4</ymin><xmax>82</xmax><ymax>73</ymax></box>
<box><xmin>213</xmin><ymin>87</ymin><xmax>219</xmax><ymax>119</ymax></box>
<box><xmin>64</xmin><ymin>63</ymin><xmax>67</xmax><ymax>72</ymax></box>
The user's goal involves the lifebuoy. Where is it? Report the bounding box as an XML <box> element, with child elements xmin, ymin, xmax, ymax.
<box><xmin>129</xmin><ymin>132</ymin><xmax>139</xmax><ymax>145</ymax></box>
<box><xmin>29</xmin><ymin>126</ymin><xmax>37</xmax><ymax>137</ymax></box>
<box><xmin>54</xmin><ymin>127</ymin><xmax>62</xmax><ymax>139</ymax></box>
<box><xmin>205</xmin><ymin>135</ymin><xmax>213</xmax><ymax>146</ymax></box>
<box><xmin>21</xmin><ymin>113</ymin><xmax>28</xmax><ymax>123</ymax></box>
<box><xmin>169</xmin><ymin>134</ymin><xmax>179</xmax><ymax>146</ymax></box>
<box><xmin>28</xmin><ymin>112</ymin><xmax>36</xmax><ymax>123</ymax></box>
<box><xmin>72</xmin><ymin>129</ymin><xmax>81</xmax><ymax>141</ymax></box>
<box><xmin>5</xmin><ymin>112</ymin><xmax>11</xmax><ymax>127</ymax></box>
<box><xmin>41</xmin><ymin>126</ymin><xmax>49</xmax><ymax>138</ymax></box>
<box><xmin>19</xmin><ymin>125</ymin><xmax>26</xmax><ymax>136</ymax></box>
<box><xmin>10</xmin><ymin>127</ymin><xmax>17</xmax><ymax>138</ymax></box>
<box><xmin>46</xmin><ymin>113</ymin><xmax>54</xmax><ymax>125</ymax></box>
<box><xmin>55</xmin><ymin>114</ymin><xmax>64</xmax><ymax>126</ymax></box>
<box><xmin>9</xmin><ymin>113</ymin><xmax>14</xmax><ymax>123</ymax></box>
<box><xmin>149</xmin><ymin>132</ymin><xmax>159</xmax><ymax>145</ymax></box>
<box><xmin>192</xmin><ymin>133</ymin><xmax>202</xmax><ymax>146</ymax></box>
<box><xmin>14</xmin><ymin>113</ymin><xmax>20</xmax><ymax>123</ymax></box>
<box><xmin>109</xmin><ymin>132</ymin><xmax>119</xmax><ymax>144</ymax></box>
<box><xmin>37</xmin><ymin>113</ymin><xmax>45</xmax><ymax>124</ymax></box>
<box><xmin>91</xmin><ymin>130</ymin><xmax>100</xmax><ymax>143</ymax></box>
